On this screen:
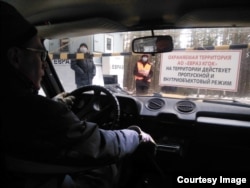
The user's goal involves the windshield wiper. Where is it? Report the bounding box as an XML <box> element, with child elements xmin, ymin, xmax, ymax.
<box><xmin>202</xmin><ymin>98</ymin><xmax>250</xmax><ymax>107</ymax></box>
<box><xmin>181</xmin><ymin>97</ymin><xmax>250</xmax><ymax>107</ymax></box>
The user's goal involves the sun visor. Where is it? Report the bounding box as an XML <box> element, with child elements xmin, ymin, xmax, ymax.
<box><xmin>37</xmin><ymin>18</ymin><xmax>127</xmax><ymax>39</ymax></box>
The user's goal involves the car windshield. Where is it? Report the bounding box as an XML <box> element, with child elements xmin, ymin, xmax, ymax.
<box><xmin>44</xmin><ymin>27</ymin><xmax>250</xmax><ymax>104</ymax></box>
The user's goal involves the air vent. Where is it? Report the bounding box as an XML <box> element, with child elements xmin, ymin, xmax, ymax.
<box><xmin>176</xmin><ymin>101</ymin><xmax>196</xmax><ymax>113</ymax></box>
<box><xmin>146</xmin><ymin>98</ymin><xmax>165</xmax><ymax>110</ymax></box>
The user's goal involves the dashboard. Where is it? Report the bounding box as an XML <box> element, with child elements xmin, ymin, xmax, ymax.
<box><xmin>71</xmin><ymin>89</ymin><xmax>250</xmax><ymax>171</ymax></box>
<box><xmin>115</xmin><ymin>94</ymin><xmax>250</xmax><ymax>171</ymax></box>
<box><xmin>116</xmin><ymin>94</ymin><xmax>250</xmax><ymax>126</ymax></box>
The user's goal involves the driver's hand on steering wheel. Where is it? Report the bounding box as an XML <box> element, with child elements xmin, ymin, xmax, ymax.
<box><xmin>52</xmin><ymin>92</ymin><xmax>76</xmax><ymax>109</ymax></box>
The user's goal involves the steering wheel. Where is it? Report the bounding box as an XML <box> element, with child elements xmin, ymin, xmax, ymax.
<box><xmin>70</xmin><ymin>85</ymin><xmax>120</xmax><ymax>129</ymax></box>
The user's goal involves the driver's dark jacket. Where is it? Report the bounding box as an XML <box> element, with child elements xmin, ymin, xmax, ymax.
<box><xmin>1</xmin><ymin>68</ymin><xmax>140</xmax><ymax>187</ymax></box>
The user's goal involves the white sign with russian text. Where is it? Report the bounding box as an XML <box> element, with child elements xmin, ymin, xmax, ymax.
<box><xmin>159</xmin><ymin>50</ymin><xmax>242</xmax><ymax>91</ymax></box>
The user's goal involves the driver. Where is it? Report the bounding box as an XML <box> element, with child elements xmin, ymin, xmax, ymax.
<box><xmin>1</xmin><ymin>2</ymin><xmax>155</xmax><ymax>188</ymax></box>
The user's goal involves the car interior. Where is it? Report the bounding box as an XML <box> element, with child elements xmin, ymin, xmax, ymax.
<box><xmin>2</xmin><ymin>0</ymin><xmax>250</xmax><ymax>187</ymax></box>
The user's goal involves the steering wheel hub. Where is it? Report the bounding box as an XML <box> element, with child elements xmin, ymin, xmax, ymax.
<box><xmin>70</xmin><ymin>85</ymin><xmax>120</xmax><ymax>129</ymax></box>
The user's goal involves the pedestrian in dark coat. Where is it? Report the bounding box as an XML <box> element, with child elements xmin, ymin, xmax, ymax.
<box><xmin>71</xmin><ymin>43</ymin><xmax>96</xmax><ymax>88</ymax></box>
<box><xmin>1</xmin><ymin>2</ymin><xmax>155</xmax><ymax>188</ymax></box>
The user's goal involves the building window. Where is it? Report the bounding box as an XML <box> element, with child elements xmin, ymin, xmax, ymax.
<box><xmin>60</xmin><ymin>38</ymin><xmax>69</xmax><ymax>52</ymax></box>
<box><xmin>105</xmin><ymin>35</ymin><xmax>113</xmax><ymax>53</ymax></box>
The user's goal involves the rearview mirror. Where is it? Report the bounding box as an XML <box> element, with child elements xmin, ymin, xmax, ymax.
<box><xmin>132</xmin><ymin>35</ymin><xmax>173</xmax><ymax>54</ymax></box>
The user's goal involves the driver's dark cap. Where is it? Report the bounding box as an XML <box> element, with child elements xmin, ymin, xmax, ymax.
<box><xmin>1</xmin><ymin>1</ymin><xmax>38</xmax><ymax>50</ymax></box>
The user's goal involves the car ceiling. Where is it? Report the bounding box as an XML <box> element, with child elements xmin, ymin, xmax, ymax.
<box><xmin>3</xmin><ymin>0</ymin><xmax>250</xmax><ymax>39</ymax></box>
